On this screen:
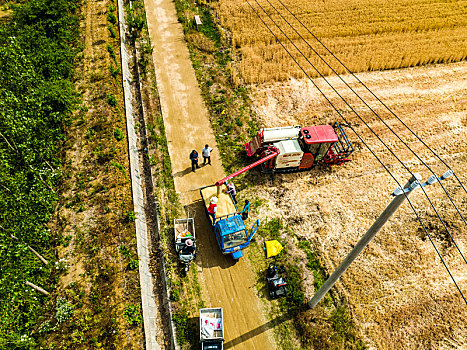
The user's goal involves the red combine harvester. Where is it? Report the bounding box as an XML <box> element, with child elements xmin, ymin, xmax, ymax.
<box><xmin>216</xmin><ymin>123</ymin><xmax>353</xmax><ymax>186</ymax></box>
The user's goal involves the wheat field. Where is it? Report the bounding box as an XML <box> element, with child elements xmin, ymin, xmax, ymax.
<box><xmin>212</xmin><ymin>0</ymin><xmax>467</xmax><ymax>83</ymax></box>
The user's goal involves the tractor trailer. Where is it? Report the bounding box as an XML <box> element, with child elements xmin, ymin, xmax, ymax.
<box><xmin>200</xmin><ymin>123</ymin><xmax>352</xmax><ymax>259</ymax></box>
<box><xmin>200</xmin><ymin>184</ymin><xmax>258</xmax><ymax>260</ymax></box>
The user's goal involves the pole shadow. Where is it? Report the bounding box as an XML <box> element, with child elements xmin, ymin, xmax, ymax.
<box><xmin>223</xmin><ymin>313</ymin><xmax>293</xmax><ymax>349</ymax></box>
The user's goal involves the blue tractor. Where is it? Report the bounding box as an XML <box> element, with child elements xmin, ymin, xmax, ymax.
<box><xmin>200</xmin><ymin>185</ymin><xmax>258</xmax><ymax>260</ymax></box>
<box><xmin>213</xmin><ymin>213</ymin><xmax>258</xmax><ymax>259</ymax></box>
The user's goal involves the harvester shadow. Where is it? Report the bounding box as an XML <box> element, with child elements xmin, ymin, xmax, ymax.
<box><xmin>223</xmin><ymin>313</ymin><xmax>292</xmax><ymax>349</ymax></box>
<box><xmin>184</xmin><ymin>200</ymin><xmax>237</xmax><ymax>270</ymax></box>
<box><xmin>245</xmin><ymin>163</ymin><xmax>332</xmax><ymax>188</ymax></box>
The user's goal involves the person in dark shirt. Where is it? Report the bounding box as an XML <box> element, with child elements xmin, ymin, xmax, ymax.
<box><xmin>240</xmin><ymin>200</ymin><xmax>251</xmax><ymax>220</ymax></box>
<box><xmin>183</xmin><ymin>239</ymin><xmax>196</xmax><ymax>255</ymax></box>
<box><xmin>190</xmin><ymin>150</ymin><xmax>200</xmax><ymax>172</ymax></box>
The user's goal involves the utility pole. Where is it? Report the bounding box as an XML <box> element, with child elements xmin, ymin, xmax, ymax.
<box><xmin>308</xmin><ymin>173</ymin><xmax>422</xmax><ymax>309</ymax></box>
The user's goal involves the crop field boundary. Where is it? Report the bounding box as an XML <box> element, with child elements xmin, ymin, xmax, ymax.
<box><xmin>213</xmin><ymin>0</ymin><xmax>467</xmax><ymax>84</ymax></box>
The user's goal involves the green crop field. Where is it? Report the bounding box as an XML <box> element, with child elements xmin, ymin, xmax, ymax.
<box><xmin>213</xmin><ymin>0</ymin><xmax>467</xmax><ymax>83</ymax></box>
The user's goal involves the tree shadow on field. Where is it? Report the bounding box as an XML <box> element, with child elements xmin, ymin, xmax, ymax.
<box><xmin>183</xmin><ymin>200</ymin><xmax>236</xmax><ymax>270</ymax></box>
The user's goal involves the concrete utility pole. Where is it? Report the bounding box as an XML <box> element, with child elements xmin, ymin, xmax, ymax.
<box><xmin>308</xmin><ymin>173</ymin><xmax>422</xmax><ymax>309</ymax></box>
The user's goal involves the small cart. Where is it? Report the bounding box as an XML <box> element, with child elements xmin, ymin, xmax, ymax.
<box><xmin>174</xmin><ymin>218</ymin><xmax>196</xmax><ymax>274</ymax></box>
<box><xmin>200</xmin><ymin>307</ymin><xmax>224</xmax><ymax>350</ymax></box>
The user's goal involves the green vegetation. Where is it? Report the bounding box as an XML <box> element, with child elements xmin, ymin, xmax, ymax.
<box><xmin>113</xmin><ymin>128</ymin><xmax>124</xmax><ymax>141</ymax></box>
<box><xmin>106</xmin><ymin>10</ymin><xmax>117</xmax><ymax>25</ymax></box>
<box><xmin>109</xmin><ymin>63</ymin><xmax>121</xmax><ymax>78</ymax></box>
<box><xmin>119</xmin><ymin>244</ymin><xmax>132</xmax><ymax>259</ymax></box>
<box><xmin>0</xmin><ymin>0</ymin><xmax>80</xmax><ymax>345</ymax></box>
<box><xmin>296</xmin><ymin>242</ymin><xmax>365</xmax><ymax>349</ymax></box>
<box><xmin>256</xmin><ymin>219</ymin><xmax>304</xmax><ymax>314</ymax></box>
<box><xmin>55</xmin><ymin>298</ymin><xmax>74</xmax><ymax>324</ymax></box>
<box><xmin>123</xmin><ymin>304</ymin><xmax>143</xmax><ymax>326</ymax></box>
<box><xmin>252</xmin><ymin>217</ymin><xmax>365</xmax><ymax>348</ymax></box>
<box><xmin>172</xmin><ymin>306</ymin><xmax>197</xmax><ymax>346</ymax></box>
<box><xmin>107</xmin><ymin>93</ymin><xmax>118</xmax><ymax>107</ymax></box>
<box><xmin>298</xmin><ymin>240</ymin><xmax>329</xmax><ymax>296</ymax></box>
<box><xmin>258</xmin><ymin>217</ymin><xmax>283</xmax><ymax>241</ymax></box>
<box><xmin>108</xmin><ymin>23</ymin><xmax>117</xmax><ymax>38</ymax></box>
<box><xmin>125</xmin><ymin>210</ymin><xmax>137</xmax><ymax>223</ymax></box>
<box><xmin>173</xmin><ymin>0</ymin><xmax>259</xmax><ymax>175</ymax></box>
<box><xmin>125</xmin><ymin>0</ymin><xmax>146</xmax><ymax>41</ymax></box>
<box><xmin>138</xmin><ymin>39</ymin><xmax>153</xmax><ymax>75</ymax></box>
<box><xmin>0</xmin><ymin>0</ymin><xmax>143</xmax><ymax>346</ymax></box>
<box><xmin>107</xmin><ymin>43</ymin><xmax>116</xmax><ymax>62</ymax></box>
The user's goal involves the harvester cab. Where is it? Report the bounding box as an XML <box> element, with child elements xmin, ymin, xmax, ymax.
<box><xmin>244</xmin><ymin>122</ymin><xmax>354</xmax><ymax>173</ymax></box>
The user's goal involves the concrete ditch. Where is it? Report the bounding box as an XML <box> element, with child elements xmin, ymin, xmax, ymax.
<box><xmin>117</xmin><ymin>1</ymin><xmax>178</xmax><ymax>349</ymax></box>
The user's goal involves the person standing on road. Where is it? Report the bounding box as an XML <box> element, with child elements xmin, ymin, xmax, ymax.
<box><xmin>202</xmin><ymin>144</ymin><xmax>213</xmax><ymax>165</ymax></box>
<box><xmin>225</xmin><ymin>182</ymin><xmax>237</xmax><ymax>204</ymax></box>
<box><xmin>240</xmin><ymin>200</ymin><xmax>250</xmax><ymax>220</ymax></box>
<box><xmin>208</xmin><ymin>196</ymin><xmax>218</xmax><ymax>224</ymax></box>
<box><xmin>190</xmin><ymin>149</ymin><xmax>200</xmax><ymax>172</ymax></box>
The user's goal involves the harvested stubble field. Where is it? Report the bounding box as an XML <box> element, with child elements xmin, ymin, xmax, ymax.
<box><xmin>245</xmin><ymin>61</ymin><xmax>467</xmax><ymax>349</ymax></box>
<box><xmin>207</xmin><ymin>1</ymin><xmax>467</xmax><ymax>347</ymax></box>
<box><xmin>213</xmin><ymin>0</ymin><xmax>467</xmax><ymax>83</ymax></box>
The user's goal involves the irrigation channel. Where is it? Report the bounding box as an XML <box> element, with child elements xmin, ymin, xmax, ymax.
<box><xmin>118</xmin><ymin>0</ymin><xmax>175</xmax><ymax>348</ymax></box>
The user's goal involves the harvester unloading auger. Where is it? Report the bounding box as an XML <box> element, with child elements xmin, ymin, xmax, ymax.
<box><xmin>216</xmin><ymin>122</ymin><xmax>354</xmax><ymax>187</ymax></box>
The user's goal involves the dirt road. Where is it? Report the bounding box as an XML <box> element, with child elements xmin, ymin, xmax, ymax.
<box><xmin>143</xmin><ymin>0</ymin><xmax>275</xmax><ymax>348</ymax></box>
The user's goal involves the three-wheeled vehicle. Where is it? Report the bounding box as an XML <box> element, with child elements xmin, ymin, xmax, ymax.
<box><xmin>174</xmin><ymin>218</ymin><xmax>196</xmax><ymax>274</ymax></box>
<box><xmin>200</xmin><ymin>307</ymin><xmax>224</xmax><ymax>350</ymax></box>
<box><xmin>266</xmin><ymin>262</ymin><xmax>288</xmax><ymax>299</ymax></box>
<box><xmin>200</xmin><ymin>184</ymin><xmax>258</xmax><ymax>260</ymax></box>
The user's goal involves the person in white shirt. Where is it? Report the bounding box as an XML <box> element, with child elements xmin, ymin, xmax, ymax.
<box><xmin>202</xmin><ymin>144</ymin><xmax>213</xmax><ymax>165</ymax></box>
<box><xmin>224</xmin><ymin>182</ymin><xmax>237</xmax><ymax>204</ymax></box>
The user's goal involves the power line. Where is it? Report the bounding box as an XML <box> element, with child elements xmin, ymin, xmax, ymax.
<box><xmin>245</xmin><ymin>0</ymin><xmax>467</xmax><ymax>304</ymax></box>
<box><xmin>274</xmin><ymin>0</ymin><xmax>467</xmax><ymax>199</ymax></box>
<box><xmin>260</xmin><ymin>0</ymin><xmax>467</xmax><ymax>265</ymax></box>
<box><xmin>244</xmin><ymin>0</ymin><xmax>400</xmax><ymax>183</ymax></box>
